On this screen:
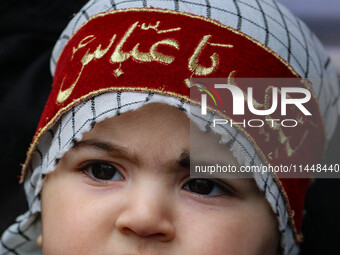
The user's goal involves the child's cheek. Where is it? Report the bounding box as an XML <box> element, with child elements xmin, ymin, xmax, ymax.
<box><xmin>176</xmin><ymin>198</ymin><xmax>279</xmax><ymax>255</ymax></box>
<box><xmin>41</xmin><ymin>170</ymin><xmax>117</xmax><ymax>254</ymax></box>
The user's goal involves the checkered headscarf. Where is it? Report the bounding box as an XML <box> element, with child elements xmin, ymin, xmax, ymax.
<box><xmin>1</xmin><ymin>1</ymin><xmax>339</xmax><ymax>255</ymax></box>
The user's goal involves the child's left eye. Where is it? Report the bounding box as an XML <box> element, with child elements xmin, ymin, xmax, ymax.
<box><xmin>81</xmin><ymin>162</ymin><xmax>124</xmax><ymax>181</ymax></box>
<box><xmin>182</xmin><ymin>179</ymin><xmax>233</xmax><ymax>197</ymax></box>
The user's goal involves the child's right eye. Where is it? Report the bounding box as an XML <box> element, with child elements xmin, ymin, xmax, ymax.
<box><xmin>80</xmin><ymin>162</ymin><xmax>124</xmax><ymax>182</ymax></box>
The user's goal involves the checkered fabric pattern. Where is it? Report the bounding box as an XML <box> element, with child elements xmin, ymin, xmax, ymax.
<box><xmin>1</xmin><ymin>0</ymin><xmax>339</xmax><ymax>255</ymax></box>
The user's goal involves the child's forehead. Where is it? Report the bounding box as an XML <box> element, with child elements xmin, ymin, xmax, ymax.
<box><xmin>85</xmin><ymin>103</ymin><xmax>191</xmax><ymax>145</ymax></box>
<box><xmin>81</xmin><ymin>103</ymin><xmax>227</xmax><ymax>156</ymax></box>
<box><xmin>73</xmin><ymin>103</ymin><xmax>189</xmax><ymax>161</ymax></box>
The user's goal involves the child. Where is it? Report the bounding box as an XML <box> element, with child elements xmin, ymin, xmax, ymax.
<box><xmin>1</xmin><ymin>0</ymin><xmax>339</xmax><ymax>254</ymax></box>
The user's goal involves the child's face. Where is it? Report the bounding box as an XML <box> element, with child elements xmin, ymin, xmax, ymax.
<box><xmin>41</xmin><ymin>103</ymin><xmax>280</xmax><ymax>255</ymax></box>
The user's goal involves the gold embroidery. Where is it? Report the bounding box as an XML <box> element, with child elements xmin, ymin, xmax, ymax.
<box><xmin>259</xmin><ymin>126</ymin><xmax>270</xmax><ymax>142</ymax></box>
<box><xmin>131</xmin><ymin>39</ymin><xmax>179</xmax><ymax>64</ymax></box>
<box><xmin>93</xmin><ymin>35</ymin><xmax>116</xmax><ymax>58</ymax></box>
<box><xmin>189</xmin><ymin>35</ymin><xmax>219</xmax><ymax>76</ymax></box>
<box><xmin>72</xmin><ymin>35</ymin><xmax>95</xmax><ymax>59</ymax></box>
<box><xmin>141</xmin><ymin>21</ymin><xmax>160</xmax><ymax>31</ymax></box>
<box><xmin>227</xmin><ymin>70</ymin><xmax>237</xmax><ymax>85</ymax></box>
<box><xmin>296</xmin><ymin>116</ymin><xmax>304</xmax><ymax>125</ymax></box>
<box><xmin>185</xmin><ymin>70</ymin><xmax>236</xmax><ymax>89</ymax></box>
<box><xmin>208</xmin><ymin>42</ymin><xmax>233</xmax><ymax>48</ymax></box>
<box><xmin>58</xmin><ymin>20</ymin><xmax>182</xmax><ymax>103</ymax></box>
<box><xmin>157</xmin><ymin>27</ymin><xmax>181</xmax><ymax>34</ymax></box>
<box><xmin>184</xmin><ymin>78</ymin><xmax>193</xmax><ymax>88</ymax></box>
<box><xmin>110</xmin><ymin>21</ymin><xmax>139</xmax><ymax>63</ymax></box>
<box><xmin>57</xmin><ymin>35</ymin><xmax>117</xmax><ymax>104</ymax></box>
<box><xmin>296</xmin><ymin>115</ymin><xmax>318</xmax><ymax>128</ymax></box>
<box><xmin>113</xmin><ymin>68</ymin><xmax>124</xmax><ymax>77</ymax></box>
<box><xmin>281</xmin><ymin>130</ymin><xmax>309</xmax><ymax>157</ymax></box>
<box><xmin>57</xmin><ymin>76</ymin><xmax>75</xmax><ymax>104</ymax></box>
<box><xmin>86</xmin><ymin>8</ymin><xmax>301</xmax><ymax>78</ymax></box>
<box><xmin>150</xmin><ymin>39</ymin><xmax>179</xmax><ymax>64</ymax></box>
<box><xmin>140</xmin><ymin>21</ymin><xmax>181</xmax><ymax>34</ymax></box>
<box><xmin>131</xmin><ymin>43</ymin><xmax>153</xmax><ymax>62</ymax></box>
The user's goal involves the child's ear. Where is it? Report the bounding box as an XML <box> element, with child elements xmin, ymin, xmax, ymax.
<box><xmin>37</xmin><ymin>234</ymin><xmax>42</xmax><ymax>248</ymax></box>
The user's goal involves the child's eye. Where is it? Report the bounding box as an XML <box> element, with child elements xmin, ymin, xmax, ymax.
<box><xmin>183</xmin><ymin>179</ymin><xmax>233</xmax><ymax>197</ymax></box>
<box><xmin>81</xmin><ymin>162</ymin><xmax>124</xmax><ymax>181</ymax></box>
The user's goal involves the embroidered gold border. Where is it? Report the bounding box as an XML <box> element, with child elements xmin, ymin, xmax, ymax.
<box><xmin>23</xmin><ymin>8</ymin><xmax>326</xmax><ymax>242</ymax></box>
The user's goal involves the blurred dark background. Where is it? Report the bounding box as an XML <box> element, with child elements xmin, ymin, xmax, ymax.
<box><xmin>0</xmin><ymin>0</ymin><xmax>339</xmax><ymax>254</ymax></box>
<box><xmin>0</xmin><ymin>0</ymin><xmax>88</xmax><ymax>236</ymax></box>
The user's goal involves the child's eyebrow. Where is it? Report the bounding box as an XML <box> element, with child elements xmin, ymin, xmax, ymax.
<box><xmin>179</xmin><ymin>150</ymin><xmax>190</xmax><ymax>168</ymax></box>
<box><xmin>73</xmin><ymin>139</ymin><xmax>139</xmax><ymax>163</ymax></box>
<box><xmin>74</xmin><ymin>139</ymin><xmax>191</xmax><ymax>171</ymax></box>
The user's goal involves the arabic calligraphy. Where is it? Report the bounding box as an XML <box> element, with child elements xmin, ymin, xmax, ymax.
<box><xmin>189</xmin><ymin>35</ymin><xmax>233</xmax><ymax>76</ymax></box>
<box><xmin>57</xmin><ymin>34</ymin><xmax>116</xmax><ymax>104</ymax></box>
<box><xmin>140</xmin><ymin>21</ymin><xmax>181</xmax><ymax>34</ymax></box>
<box><xmin>57</xmin><ymin>20</ymin><xmax>234</xmax><ymax>104</ymax></box>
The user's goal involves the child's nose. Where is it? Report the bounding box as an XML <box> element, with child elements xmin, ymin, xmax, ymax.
<box><xmin>115</xmin><ymin>182</ymin><xmax>175</xmax><ymax>242</ymax></box>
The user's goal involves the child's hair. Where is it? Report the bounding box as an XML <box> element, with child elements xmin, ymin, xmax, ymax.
<box><xmin>1</xmin><ymin>0</ymin><xmax>339</xmax><ymax>254</ymax></box>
